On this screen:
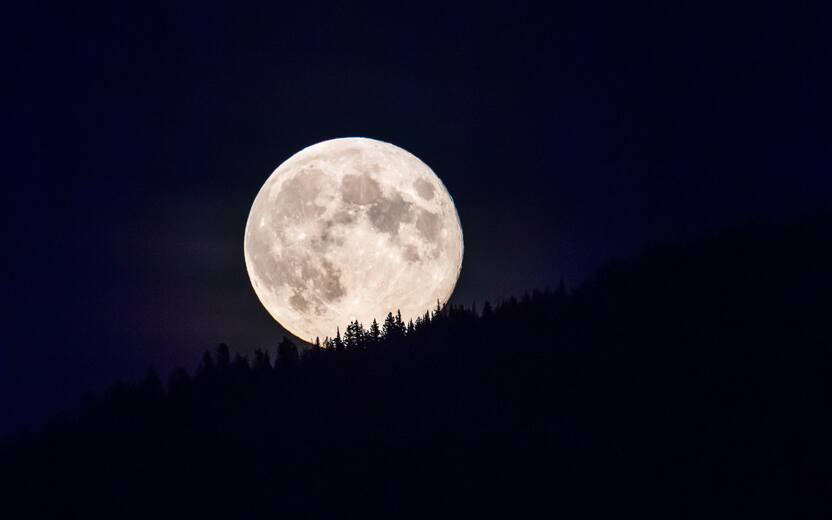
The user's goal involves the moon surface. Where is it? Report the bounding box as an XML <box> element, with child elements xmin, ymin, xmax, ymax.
<box><xmin>244</xmin><ymin>138</ymin><xmax>463</xmax><ymax>342</ymax></box>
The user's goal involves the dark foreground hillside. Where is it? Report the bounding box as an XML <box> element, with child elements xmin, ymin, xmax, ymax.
<box><xmin>3</xmin><ymin>215</ymin><xmax>831</xmax><ymax>518</ymax></box>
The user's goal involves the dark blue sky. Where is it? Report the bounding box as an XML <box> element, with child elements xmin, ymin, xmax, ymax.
<box><xmin>5</xmin><ymin>1</ymin><xmax>831</xmax><ymax>435</ymax></box>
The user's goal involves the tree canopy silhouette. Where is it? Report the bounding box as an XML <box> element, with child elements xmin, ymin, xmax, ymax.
<box><xmin>2</xmin><ymin>213</ymin><xmax>831</xmax><ymax>519</ymax></box>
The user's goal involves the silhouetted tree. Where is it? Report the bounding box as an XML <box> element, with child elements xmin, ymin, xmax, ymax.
<box><xmin>253</xmin><ymin>349</ymin><xmax>272</xmax><ymax>373</ymax></box>
<box><xmin>197</xmin><ymin>350</ymin><xmax>216</xmax><ymax>381</ymax></box>
<box><xmin>277</xmin><ymin>337</ymin><xmax>299</xmax><ymax>367</ymax></box>
<box><xmin>381</xmin><ymin>312</ymin><xmax>405</xmax><ymax>342</ymax></box>
<box><xmin>216</xmin><ymin>343</ymin><xmax>231</xmax><ymax>370</ymax></box>
<box><xmin>308</xmin><ymin>337</ymin><xmax>322</xmax><ymax>361</ymax></box>
<box><xmin>232</xmin><ymin>352</ymin><xmax>250</xmax><ymax>372</ymax></box>
<box><xmin>368</xmin><ymin>318</ymin><xmax>381</xmax><ymax>346</ymax></box>
<box><xmin>344</xmin><ymin>320</ymin><xmax>364</xmax><ymax>352</ymax></box>
<box><xmin>382</xmin><ymin>312</ymin><xmax>394</xmax><ymax>335</ymax></box>
<box><xmin>481</xmin><ymin>300</ymin><xmax>493</xmax><ymax>319</ymax></box>
<box><xmin>556</xmin><ymin>276</ymin><xmax>568</xmax><ymax>298</ymax></box>
<box><xmin>395</xmin><ymin>309</ymin><xmax>405</xmax><ymax>335</ymax></box>
<box><xmin>140</xmin><ymin>368</ymin><xmax>164</xmax><ymax>401</ymax></box>
<box><xmin>167</xmin><ymin>367</ymin><xmax>190</xmax><ymax>397</ymax></box>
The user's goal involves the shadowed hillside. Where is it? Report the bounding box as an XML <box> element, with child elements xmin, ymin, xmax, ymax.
<box><xmin>2</xmin><ymin>214</ymin><xmax>831</xmax><ymax>518</ymax></box>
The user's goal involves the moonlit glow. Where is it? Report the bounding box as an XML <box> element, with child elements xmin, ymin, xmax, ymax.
<box><xmin>244</xmin><ymin>138</ymin><xmax>464</xmax><ymax>342</ymax></box>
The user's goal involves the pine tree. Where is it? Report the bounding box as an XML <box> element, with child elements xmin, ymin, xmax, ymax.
<box><xmin>344</xmin><ymin>320</ymin><xmax>363</xmax><ymax>351</ymax></box>
<box><xmin>355</xmin><ymin>321</ymin><xmax>366</xmax><ymax>349</ymax></box>
<box><xmin>232</xmin><ymin>352</ymin><xmax>249</xmax><ymax>372</ymax></box>
<box><xmin>311</xmin><ymin>337</ymin><xmax>322</xmax><ymax>357</ymax></box>
<box><xmin>140</xmin><ymin>368</ymin><xmax>164</xmax><ymax>401</ymax></box>
<box><xmin>277</xmin><ymin>337</ymin><xmax>299</xmax><ymax>367</ymax></box>
<box><xmin>333</xmin><ymin>327</ymin><xmax>344</xmax><ymax>352</ymax></box>
<box><xmin>216</xmin><ymin>343</ymin><xmax>231</xmax><ymax>370</ymax></box>
<box><xmin>482</xmin><ymin>300</ymin><xmax>494</xmax><ymax>319</ymax></box>
<box><xmin>253</xmin><ymin>348</ymin><xmax>272</xmax><ymax>372</ymax></box>
<box><xmin>395</xmin><ymin>310</ymin><xmax>405</xmax><ymax>332</ymax></box>
<box><xmin>198</xmin><ymin>350</ymin><xmax>215</xmax><ymax>379</ymax></box>
<box><xmin>368</xmin><ymin>318</ymin><xmax>381</xmax><ymax>345</ymax></box>
<box><xmin>382</xmin><ymin>312</ymin><xmax>397</xmax><ymax>339</ymax></box>
<box><xmin>168</xmin><ymin>367</ymin><xmax>191</xmax><ymax>397</ymax></box>
<box><xmin>556</xmin><ymin>276</ymin><xmax>568</xmax><ymax>297</ymax></box>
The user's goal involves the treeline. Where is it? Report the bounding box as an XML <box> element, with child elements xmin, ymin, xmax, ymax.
<box><xmin>193</xmin><ymin>296</ymin><xmax>548</xmax><ymax>372</ymax></box>
<box><xmin>2</xmin><ymin>213</ymin><xmax>831</xmax><ymax>519</ymax></box>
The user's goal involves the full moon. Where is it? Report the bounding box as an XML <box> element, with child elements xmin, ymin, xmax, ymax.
<box><xmin>244</xmin><ymin>138</ymin><xmax>464</xmax><ymax>342</ymax></box>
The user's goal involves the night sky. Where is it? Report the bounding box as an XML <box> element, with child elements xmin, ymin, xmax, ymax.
<box><xmin>5</xmin><ymin>1</ymin><xmax>831</xmax><ymax>435</ymax></box>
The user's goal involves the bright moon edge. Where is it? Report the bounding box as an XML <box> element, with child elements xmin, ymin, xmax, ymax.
<box><xmin>243</xmin><ymin>137</ymin><xmax>464</xmax><ymax>343</ymax></box>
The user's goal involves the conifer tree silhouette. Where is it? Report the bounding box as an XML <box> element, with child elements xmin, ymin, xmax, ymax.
<box><xmin>232</xmin><ymin>352</ymin><xmax>249</xmax><ymax>372</ymax></box>
<box><xmin>216</xmin><ymin>343</ymin><xmax>231</xmax><ymax>370</ymax></box>
<box><xmin>309</xmin><ymin>337</ymin><xmax>322</xmax><ymax>361</ymax></box>
<box><xmin>253</xmin><ymin>349</ymin><xmax>272</xmax><ymax>373</ymax></box>
<box><xmin>198</xmin><ymin>350</ymin><xmax>215</xmax><ymax>380</ymax></box>
<box><xmin>394</xmin><ymin>309</ymin><xmax>406</xmax><ymax>335</ymax></box>
<box><xmin>481</xmin><ymin>301</ymin><xmax>494</xmax><ymax>320</ymax></box>
<box><xmin>139</xmin><ymin>368</ymin><xmax>164</xmax><ymax>403</ymax></box>
<box><xmin>382</xmin><ymin>312</ymin><xmax>397</xmax><ymax>339</ymax></box>
<box><xmin>344</xmin><ymin>320</ymin><xmax>364</xmax><ymax>352</ymax></box>
<box><xmin>167</xmin><ymin>367</ymin><xmax>190</xmax><ymax>397</ymax></box>
<box><xmin>368</xmin><ymin>318</ymin><xmax>381</xmax><ymax>346</ymax></box>
<box><xmin>432</xmin><ymin>300</ymin><xmax>443</xmax><ymax>321</ymax></box>
<box><xmin>277</xmin><ymin>337</ymin><xmax>299</xmax><ymax>367</ymax></box>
